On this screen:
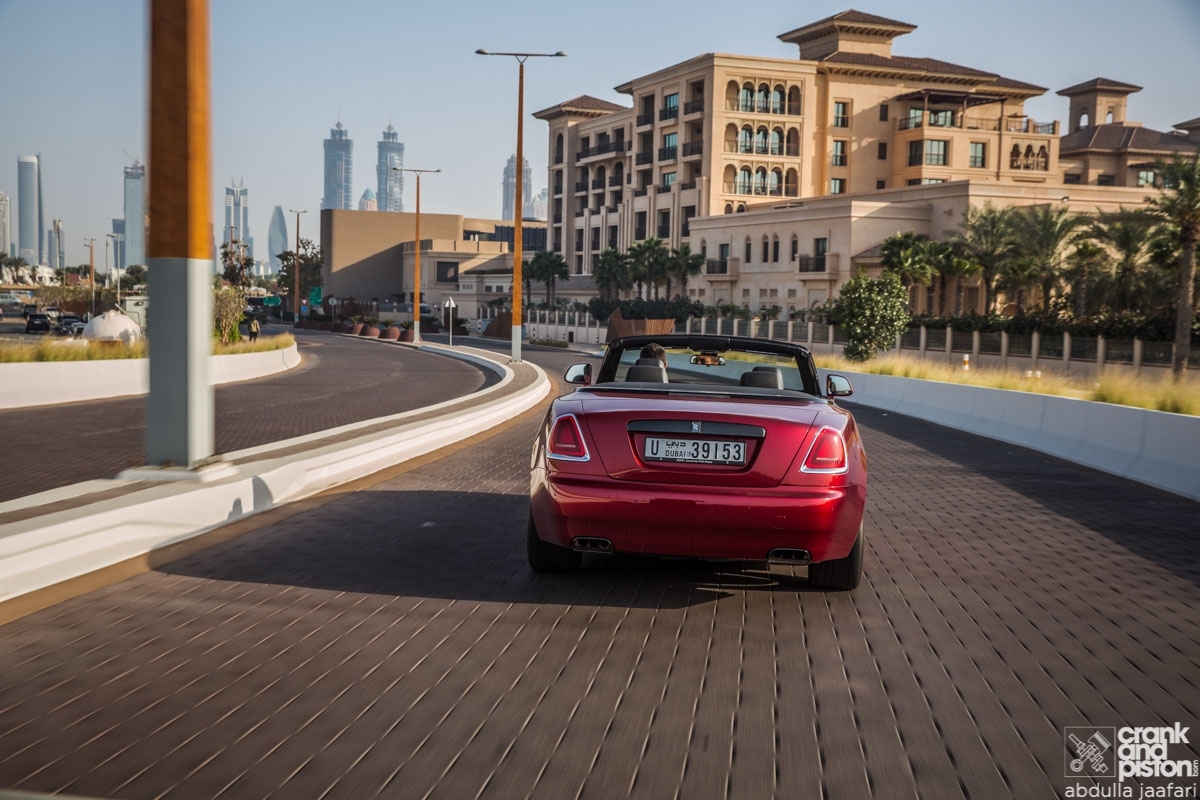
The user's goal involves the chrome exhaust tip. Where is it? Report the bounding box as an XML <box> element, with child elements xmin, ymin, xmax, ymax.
<box><xmin>572</xmin><ymin>537</ymin><xmax>614</xmax><ymax>554</ymax></box>
<box><xmin>768</xmin><ymin>548</ymin><xmax>811</xmax><ymax>565</ymax></box>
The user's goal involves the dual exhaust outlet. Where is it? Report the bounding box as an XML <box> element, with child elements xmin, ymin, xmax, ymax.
<box><xmin>572</xmin><ymin>537</ymin><xmax>614</xmax><ymax>554</ymax></box>
<box><xmin>768</xmin><ymin>548</ymin><xmax>811</xmax><ymax>564</ymax></box>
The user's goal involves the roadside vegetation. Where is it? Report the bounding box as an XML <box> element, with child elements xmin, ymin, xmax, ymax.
<box><xmin>0</xmin><ymin>333</ymin><xmax>294</xmax><ymax>363</ymax></box>
<box><xmin>814</xmin><ymin>352</ymin><xmax>1200</xmax><ymax>416</ymax></box>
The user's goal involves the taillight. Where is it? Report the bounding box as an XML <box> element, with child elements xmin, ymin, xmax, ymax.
<box><xmin>800</xmin><ymin>427</ymin><xmax>848</xmax><ymax>474</ymax></box>
<box><xmin>548</xmin><ymin>414</ymin><xmax>590</xmax><ymax>461</ymax></box>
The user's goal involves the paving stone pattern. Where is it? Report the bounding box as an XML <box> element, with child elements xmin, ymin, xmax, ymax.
<box><xmin>0</xmin><ymin>382</ymin><xmax>1197</xmax><ymax>799</ymax></box>
<box><xmin>0</xmin><ymin>331</ymin><xmax>493</xmax><ymax>502</ymax></box>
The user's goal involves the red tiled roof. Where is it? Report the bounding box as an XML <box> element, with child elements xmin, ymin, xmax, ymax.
<box><xmin>1060</xmin><ymin>124</ymin><xmax>1200</xmax><ymax>155</ymax></box>
<box><xmin>1056</xmin><ymin>77</ymin><xmax>1143</xmax><ymax>97</ymax></box>
<box><xmin>816</xmin><ymin>52</ymin><xmax>1045</xmax><ymax>94</ymax></box>
<box><xmin>533</xmin><ymin>95</ymin><xmax>627</xmax><ymax>119</ymax></box>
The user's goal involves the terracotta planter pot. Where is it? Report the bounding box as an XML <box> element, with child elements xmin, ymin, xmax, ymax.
<box><xmin>362</xmin><ymin>326</ymin><xmax>380</xmax><ymax>337</ymax></box>
<box><xmin>381</xmin><ymin>326</ymin><xmax>401</xmax><ymax>340</ymax></box>
<box><xmin>348</xmin><ymin>323</ymin><xmax>364</xmax><ymax>335</ymax></box>
<box><xmin>399</xmin><ymin>328</ymin><xmax>415</xmax><ymax>343</ymax></box>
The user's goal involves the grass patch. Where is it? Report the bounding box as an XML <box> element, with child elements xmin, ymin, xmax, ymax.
<box><xmin>815</xmin><ymin>353</ymin><xmax>1200</xmax><ymax>417</ymax></box>
<box><xmin>0</xmin><ymin>332</ymin><xmax>294</xmax><ymax>363</ymax></box>
<box><xmin>528</xmin><ymin>338</ymin><xmax>570</xmax><ymax>348</ymax></box>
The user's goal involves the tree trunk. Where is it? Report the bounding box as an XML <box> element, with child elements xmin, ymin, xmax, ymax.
<box><xmin>1172</xmin><ymin>240</ymin><xmax>1196</xmax><ymax>381</ymax></box>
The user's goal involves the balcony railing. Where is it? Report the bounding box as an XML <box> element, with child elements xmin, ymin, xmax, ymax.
<box><xmin>552</xmin><ymin>214</ymin><xmax>562</xmax><ymax>224</ymax></box>
<box><xmin>798</xmin><ymin>255</ymin><xmax>826</xmax><ymax>273</ymax></box>
<box><xmin>553</xmin><ymin>183</ymin><xmax>563</xmax><ymax>195</ymax></box>
<box><xmin>574</xmin><ymin>209</ymin><xmax>585</xmax><ymax>217</ymax></box>
<box><xmin>658</xmin><ymin>146</ymin><xmax>678</xmax><ymax>161</ymax></box>
<box><xmin>609</xmin><ymin>175</ymin><xmax>624</xmax><ymax>187</ymax></box>
<box><xmin>636</xmin><ymin>113</ymin><xmax>653</xmax><ymax>127</ymax></box>
<box><xmin>657</xmin><ymin>225</ymin><xmax>671</xmax><ymax>238</ymax></box>
<box><xmin>592</xmin><ymin>179</ymin><xmax>605</xmax><ymax>189</ymax></box>
<box><xmin>683</xmin><ymin>99</ymin><xmax>704</xmax><ymax>115</ymax></box>
<box><xmin>633</xmin><ymin>187</ymin><xmax>648</xmax><ymax>197</ymax></box>
<box><xmin>706</xmin><ymin>259</ymin><xmax>728</xmax><ymax>275</ymax></box>
<box><xmin>682</xmin><ymin>141</ymin><xmax>703</xmax><ymax>157</ymax></box>
<box><xmin>659</xmin><ymin>107</ymin><xmax>679</xmax><ymax>122</ymax></box>
<box><xmin>634</xmin><ymin>228</ymin><xmax>647</xmax><ymax>240</ymax></box>
<box><xmin>605</xmin><ymin>205</ymin><xmax>619</xmax><ymax>213</ymax></box>
<box><xmin>574</xmin><ymin>181</ymin><xmax>588</xmax><ymax>193</ymax></box>
<box><xmin>897</xmin><ymin>114</ymin><xmax>1057</xmax><ymax>135</ymax></box>
<box><xmin>723</xmin><ymin>100</ymin><xmax>800</xmax><ymax>116</ymax></box>
<box><xmin>635</xmin><ymin>152</ymin><xmax>654</xmax><ymax>166</ymax></box>
<box><xmin>656</xmin><ymin>184</ymin><xmax>673</xmax><ymax>194</ymax></box>
<box><xmin>721</xmin><ymin>182</ymin><xmax>800</xmax><ymax>197</ymax></box>
<box><xmin>679</xmin><ymin>181</ymin><xmax>696</xmax><ymax>191</ymax></box>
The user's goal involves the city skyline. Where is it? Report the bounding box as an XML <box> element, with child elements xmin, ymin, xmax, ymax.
<box><xmin>0</xmin><ymin>0</ymin><xmax>1197</xmax><ymax>268</ymax></box>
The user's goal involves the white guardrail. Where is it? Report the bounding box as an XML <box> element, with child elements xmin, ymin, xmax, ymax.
<box><xmin>0</xmin><ymin>345</ymin><xmax>302</xmax><ymax>409</ymax></box>
<box><xmin>837</xmin><ymin>370</ymin><xmax>1200</xmax><ymax>504</ymax></box>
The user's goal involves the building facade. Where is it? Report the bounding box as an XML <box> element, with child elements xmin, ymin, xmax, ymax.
<box><xmin>322</xmin><ymin>121</ymin><xmax>354</xmax><ymax>211</ymax></box>
<box><xmin>223</xmin><ymin>179</ymin><xmax>251</xmax><ymax>258</ymax></box>
<box><xmin>501</xmin><ymin>154</ymin><xmax>535</xmax><ymax>222</ymax></box>
<box><xmin>267</xmin><ymin>205</ymin><xmax>287</xmax><ymax>273</ymax></box>
<box><xmin>358</xmin><ymin>188</ymin><xmax>377</xmax><ymax>211</ymax></box>
<box><xmin>123</xmin><ymin>160</ymin><xmax>146</xmax><ymax>268</ymax></box>
<box><xmin>17</xmin><ymin>155</ymin><xmax>40</xmax><ymax>264</ymax></box>
<box><xmin>376</xmin><ymin>124</ymin><xmax>404</xmax><ymax>212</ymax></box>
<box><xmin>533</xmin><ymin>10</ymin><xmax>1198</xmax><ymax>312</ymax></box>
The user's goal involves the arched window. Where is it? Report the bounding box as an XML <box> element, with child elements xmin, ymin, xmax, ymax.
<box><xmin>736</xmin><ymin>204</ymin><xmax>747</xmax><ymax>213</ymax></box>
<box><xmin>737</xmin><ymin>167</ymin><xmax>753</xmax><ymax>194</ymax></box>
<box><xmin>757</xmin><ymin>84</ymin><xmax>769</xmax><ymax>112</ymax></box>
<box><xmin>785</xmin><ymin>168</ymin><xmax>799</xmax><ymax>197</ymax></box>
<box><xmin>787</xmin><ymin>86</ymin><xmax>802</xmax><ymax>115</ymax></box>
<box><xmin>771</xmin><ymin>86</ymin><xmax>785</xmax><ymax>114</ymax></box>
<box><xmin>1036</xmin><ymin>146</ymin><xmax>1048</xmax><ymax>171</ymax></box>
<box><xmin>786</xmin><ymin>127</ymin><xmax>800</xmax><ymax>157</ymax></box>
<box><xmin>755</xmin><ymin>127</ymin><xmax>769</xmax><ymax>154</ymax></box>
<box><xmin>700</xmin><ymin>239</ymin><xmax>707</xmax><ymax>257</ymax></box>
<box><xmin>769</xmin><ymin>169</ymin><xmax>782</xmax><ymax>196</ymax></box>
<box><xmin>745</xmin><ymin>237</ymin><xmax>753</xmax><ymax>263</ymax></box>
<box><xmin>739</xmin><ymin>127</ymin><xmax>753</xmax><ymax>154</ymax></box>
<box><xmin>770</xmin><ymin>128</ymin><xmax>783</xmax><ymax>155</ymax></box>
<box><xmin>1010</xmin><ymin>144</ymin><xmax>1021</xmax><ymax>169</ymax></box>
<box><xmin>771</xmin><ymin>235</ymin><xmax>780</xmax><ymax>263</ymax></box>
<box><xmin>1106</xmin><ymin>110</ymin><xmax>1114</xmax><ymax>123</ymax></box>
<box><xmin>1078</xmin><ymin>112</ymin><xmax>1089</xmax><ymax>130</ymax></box>
<box><xmin>790</xmin><ymin>234</ymin><xmax>799</xmax><ymax>261</ymax></box>
<box><xmin>762</xmin><ymin>236</ymin><xmax>770</xmax><ymax>263</ymax></box>
<box><xmin>740</xmin><ymin>84</ymin><xmax>754</xmax><ymax>112</ymax></box>
<box><xmin>725</xmin><ymin>80</ymin><xmax>740</xmax><ymax>111</ymax></box>
<box><xmin>724</xmin><ymin>123</ymin><xmax>739</xmax><ymax>153</ymax></box>
<box><xmin>554</xmin><ymin>134</ymin><xmax>564</xmax><ymax>163</ymax></box>
<box><xmin>753</xmin><ymin>167</ymin><xmax>768</xmax><ymax>195</ymax></box>
<box><xmin>724</xmin><ymin>204</ymin><xmax>734</xmax><ymax>215</ymax></box>
<box><xmin>1023</xmin><ymin>144</ymin><xmax>1035</xmax><ymax>169</ymax></box>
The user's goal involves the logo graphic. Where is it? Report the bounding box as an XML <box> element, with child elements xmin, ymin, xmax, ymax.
<box><xmin>1066</xmin><ymin>727</ymin><xmax>1116</xmax><ymax>778</ymax></box>
<box><xmin>691</xmin><ymin>421</ymin><xmax>702</xmax><ymax>433</ymax></box>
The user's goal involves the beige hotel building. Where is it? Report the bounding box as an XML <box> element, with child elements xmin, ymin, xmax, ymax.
<box><xmin>533</xmin><ymin>10</ymin><xmax>1200</xmax><ymax>315</ymax></box>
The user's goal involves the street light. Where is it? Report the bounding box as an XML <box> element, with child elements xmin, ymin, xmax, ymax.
<box><xmin>83</xmin><ymin>238</ymin><xmax>95</xmax><ymax>318</ymax></box>
<box><xmin>476</xmin><ymin>47</ymin><xmax>566</xmax><ymax>363</ymax></box>
<box><xmin>288</xmin><ymin>209</ymin><xmax>306</xmax><ymax>322</ymax></box>
<box><xmin>393</xmin><ymin>166</ymin><xmax>440</xmax><ymax>343</ymax></box>
<box><xmin>106</xmin><ymin>233</ymin><xmax>120</xmax><ymax>308</ymax></box>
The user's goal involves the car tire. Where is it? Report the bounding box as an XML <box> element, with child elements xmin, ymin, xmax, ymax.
<box><xmin>808</xmin><ymin>523</ymin><xmax>863</xmax><ymax>590</ymax></box>
<box><xmin>527</xmin><ymin>512</ymin><xmax>581</xmax><ymax>573</ymax></box>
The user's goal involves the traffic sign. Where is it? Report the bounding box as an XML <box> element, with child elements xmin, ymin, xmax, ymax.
<box><xmin>309</xmin><ymin>286</ymin><xmax>323</xmax><ymax>305</ymax></box>
<box><xmin>263</xmin><ymin>296</ymin><xmax>281</xmax><ymax>307</ymax></box>
<box><xmin>445</xmin><ymin>297</ymin><xmax>457</xmax><ymax>309</ymax></box>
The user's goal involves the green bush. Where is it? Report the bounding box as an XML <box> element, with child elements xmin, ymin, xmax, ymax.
<box><xmin>827</xmin><ymin>273</ymin><xmax>910</xmax><ymax>362</ymax></box>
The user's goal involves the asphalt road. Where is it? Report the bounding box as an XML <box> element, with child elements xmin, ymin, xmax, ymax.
<box><xmin>0</xmin><ymin>340</ymin><xmax>1197</xmax><ymax>798</ymax></box>
<box><xmin>0</xmin><ymin>328</ymin><xmax>496</xmax><ymax>503</ymax></box>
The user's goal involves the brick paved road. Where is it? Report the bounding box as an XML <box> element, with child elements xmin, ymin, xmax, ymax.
<box><xmin>0</xmin><ymin>330</ymin><xmax>494</xmax><ymax>502</ymax></box>
<box><xmin>0</xmin><ymin>347</ymin><xmax>1197</xmax><ymax>799</ymax></box>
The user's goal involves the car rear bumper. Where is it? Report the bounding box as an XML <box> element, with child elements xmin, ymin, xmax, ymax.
<box><xmin>531</xmin><ymin>474</ymin><xmax>865</xmax><ymax>563</ymax></box>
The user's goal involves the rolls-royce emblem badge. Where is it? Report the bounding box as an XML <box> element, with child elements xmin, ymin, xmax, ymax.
<box><xmin>691</xmin><ymin>421</ymin><xmax>702</xmax><ymax>433</ymax></box>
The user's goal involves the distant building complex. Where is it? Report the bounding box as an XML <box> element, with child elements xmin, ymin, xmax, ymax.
<box><xmin>502</xmin><ymin>155</ymin><xmax>535</xmax><ymax>221</ymax></box>
<box><xmin>376</xmin><ymin>124</ymin><xmax>405</xmax><ymax>212</ymax></box>
<box><xmin>123</xmin><ymin>160</ymin><xmax>146</xmax><ymax>268</ymax></box>
<box><xmin>224</xmin><ymin>179</ymin><xmax>252</xmax><ymax>258</ymax></box>
<box><xmin>268</xmin><ymin>205</ymin><xmax>287</xmax><ymax>273</ymax></box>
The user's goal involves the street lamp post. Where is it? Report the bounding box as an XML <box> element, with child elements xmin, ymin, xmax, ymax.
<box><xmin>289</xmin><ymin>209</ymin><xmax>306</xmax><ymax>322</ymax></box>
<box><xmin>476</xmin><ymin>48</ymin><xmax>566</xmax><ymax>363</ymax></box>
<box><xmin>393</xmin><ymin>166</ymin><xmax>440</xmax><ymax>344</ymax></box>
<box><xmin>83</xmin><ymin>238</ymin><xmax>95</xmax><ymax>318</ymax></box>
<box><xmin>106</xmin><ymin>233</ymin><xmax>120</xmax><ymax>308</ymax></box>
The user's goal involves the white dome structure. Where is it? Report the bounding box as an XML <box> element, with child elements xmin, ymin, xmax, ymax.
<box><xmin>83</xmin><ymin>310</ymin><xmax>143</xmax><ymax>345</ymax></box>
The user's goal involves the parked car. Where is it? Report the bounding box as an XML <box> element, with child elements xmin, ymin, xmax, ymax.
<box><xmin>24</xmin><ymin>313</ymin><xmax>52</xmax><ymax>333</ymax></box>
<box><xmin>56</xmin><ymin>314</ymin><xmax>82</xmax><ymax>335</ymax></box>
<box><xmin>21</xmin><ymin>304</ymin><xmax>37</xmax><ymax>319</ymax></box>
<box><xmin>528</xmin><ymin>334</ymin><xmax>868</xmax><ymax>589</ymax></box>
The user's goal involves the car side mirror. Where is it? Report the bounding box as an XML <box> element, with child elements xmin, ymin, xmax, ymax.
<box><xmin>826</xmin><ymin>374</ymin><xmax>853</xmax><ymax>398</ymax></box>
<box><xmin>564</xmin><ymin>363</ymin><xmax>592</xmax><ymax>386</ymax></box>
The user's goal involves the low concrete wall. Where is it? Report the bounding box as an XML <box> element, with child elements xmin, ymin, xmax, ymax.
<box><xmin>839</xmin><ymin>370</ymin><xmax>1200</xmax><ymax>504</ymax></box>
<box><xmin>0</xmin><ymin>344</ymin><xmax>301</xmax><ymax>409</ymax></box>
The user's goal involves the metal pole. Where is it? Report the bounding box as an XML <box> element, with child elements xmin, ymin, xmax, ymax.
<box><xmin>512</xmin><ymin>59</ymin><xmax>524</xmax><ymax>363</ymax></box>
<box><xmin>414</xmin><ymin>173</ymin><xmax>421</xmax><ymax>343</ymax></box>
<box><xmin>290</xmin><ymin>209</ymin><xmax>306</xmax><ymax>322</ymax></box>
<box><xmin>84</xmin><ymin>238</ymin><xmax>95</xmax><ymax>317</ymax></box>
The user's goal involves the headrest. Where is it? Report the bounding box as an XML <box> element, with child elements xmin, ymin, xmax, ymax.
<box><xmin>740</xmin><ymin>368</ymin><xmax>783</xmax><ymax>389</ymax></box>
<box><xmin>626</xmin><ymin>364</ymin><xmax>668</xmax><ymax>382</ymax></box>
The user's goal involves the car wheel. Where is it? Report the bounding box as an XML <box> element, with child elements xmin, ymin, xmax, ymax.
<box><xmin>526</xmin><ymin>512</ymin><xmax>581</xmax><ymax>573</ymax></box>
<box><xmin>808</xmin><ymin>523</ymin><xmax>863</xmax><ymax>590</ymax></box>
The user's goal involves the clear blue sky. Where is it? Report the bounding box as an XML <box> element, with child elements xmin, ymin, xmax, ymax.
<box><xmin>1</xmin><ymin>0</ymin><xmax>1198</xmax><ymax>269</ymax></box>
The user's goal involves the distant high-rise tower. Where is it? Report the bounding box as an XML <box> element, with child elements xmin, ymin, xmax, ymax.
<box><xmin>17</xmin><ymin>155</ymin><xmax>40</xmax><ymax>264</ymax></box>
<box><xmin>224</xmin><ymin>179</ymin><xmax>252</xmax><ymax>258</ymax></box>
<box><xmin>502</xmin><ymin>154</ymin><xmax>534</xmax><ymax>221</ymax></box>
<box><xmin>50</xmin><ymin>218</ymin><xmax>64</xmax><ymax>269</ymax></box>
<box><xmin>111</xmin><ymin>219</ymin><xmax>125</xmax><ymax>272</ymax></box>
<box><xmin>376</xmin><ymin>124</ymin><xmax>405</xmax><ymax>212</ymax></box>
<box><xmin>0</xmin><ymin>192</ymin><xmax>10</xmax><ymax>260</ymax></box>
<box><xmin>322</xmin><ymin>121</ymin><xmax>353</xmax><ymax>210</ymax></box>
<box><xmin>358</xmin><ymin>188</ymin><xmax>378</xmax><ymax>211</ymax></box>
<box><xmin>267</xmin><ymin>205</ymin><xmax>287</xmax><ymax>273</ymax></box>
<box><xmin>46</xmin><ymin>229</ymin><xmax>58</xmax><ymax>270</ymax></box>
<box><xmin>531</xmin><ymin>188</ymin><xmax>549</xmax><ymax>222</ymax></box>
<box><xmin>123</xmin><ymin>160</ymin><xmax>146</xmax><ymax>268</ymax></box>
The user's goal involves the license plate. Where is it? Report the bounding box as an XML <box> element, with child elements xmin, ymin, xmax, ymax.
<box><xmin>643</xmin><ymin>437</ymin><xmax>746</xmax><ymax>465</ymax></box>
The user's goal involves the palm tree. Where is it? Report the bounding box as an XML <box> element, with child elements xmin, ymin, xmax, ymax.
<box><xmin>525</xmin><ymin>250</ymin><xmax>570</xmax><ymax>308</ymax></box>
<box><xmin>593</xmin><ymin>248</ymin><xmax>631</xmax><ymax>301</ymax></box>
<box><xmin>628</xmin><ymin>238</ymin><xmax>669</xmax><ymax>299</ymax></box>
<box><xmin>1066</xmin><ymin>241</ymin><xmax>1107</xmax><ymax>318</ymax></box>
<box><xmin>880</xmin><ymin>231</ymin><xmax>934</xmax><ymax>311</ymax></box>
<box><xmin>667</xmin><ymin>245</ymin><xmax>705</xmax><ymax>299</ymax></box>
<box><xmin>1147</xmin><ymin>151</ymin><xmax>1200</xmax><ymax>380</ymax></box>
<box><xmin>999</xmin><ymin>257</ymin><xmax>1040</xmax><ymax>315</ymax></box>
<box><xmin>1012</xmin><ymin>205</ymin><xmax>1085</xmax><ymax>311</ymax></box>
<box><xmin>1090</xmin><ymin>208</ymin><xmax>1154</xmax><ymax>311</ymax></box>
<box><xmin>951</xmin><ymin>203</ymin><xmax>1017</xmax><ymax>313</ymax></box>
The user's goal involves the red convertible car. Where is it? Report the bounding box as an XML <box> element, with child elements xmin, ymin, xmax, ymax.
<box><xmin>528</xmin><ymin>334</ymin><xmax>868</xmax><ymax>590</ymax></box>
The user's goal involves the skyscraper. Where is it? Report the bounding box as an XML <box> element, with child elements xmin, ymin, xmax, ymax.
<box><xmin>267</xmin><ymin>205</ymin><xmax>287</xmax><ymax>273</ymax></box>
<box><xmin>322</xmin><ymin>121</ymin><xmax>353</xmax><ymax>211</ymax></box>
<box><xmin>224</xmin><ymin>179</ymin><xmax>251</xmax><ymax>258</ymax></box>
<box><xmin>17</xmin><ymin>155</ymin><xmax>39</xmax><ymax>264</ymax></box>
<box><xmin>123</xmin><ymin>160</ymin><xmax>146</xmax><ymax>268</ymax></box>
<box><xmin>502</xmin><ymin>154</ymin><xmax>534</xmax><ymax>221</ymax></box>
<box><xmin>46</xmin><ymin>229</ymin><xmax>58</xmax><ymax>270</ymax></box>
<box><xmin>0</xmin><ymin>192</ymin><xmax>10</xmax><ymax>260</ymax></box>
<box><xmin>376</xmin><ymin>124</ymin><xmax>404</xmax><ymax>212</ymax></box>
<box><xmin>111</xmin><ymin>219</ymin><xmax>125</xmax><ymax>272</ymax></box>
<box><xmin>50</xmin><ymin>218</ymin><xmax>64</xmax><ymax>269</ymax></box>
<box><xmin>358</xmin><ymin>189</ymin><xmax>377</xmax><ymax>211</ymax></box>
